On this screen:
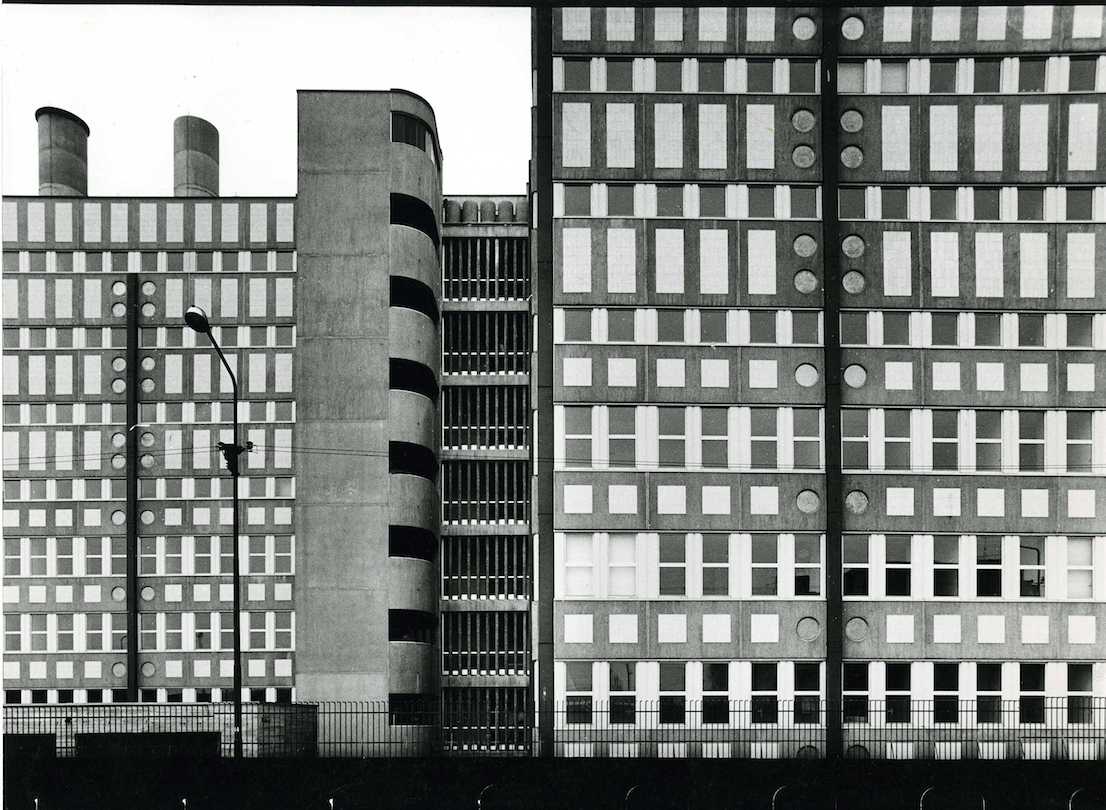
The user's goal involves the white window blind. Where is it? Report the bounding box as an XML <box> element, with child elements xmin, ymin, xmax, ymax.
<box><xmin>699</xmin><ymin>230</ymin><xmax>728</xmax><ymax>294</ymax></box>
<box><xmin>930</xmin><ymin>232</ymin><xmax>960</xmax><ymax>297</ymax></box>
<box><xmin>883</xmin><ymin>231</ymin><xmax>912</xmax><ymax>296</ymax></box>
<box><xmin>654</xmin><ymin>103</ymin><xmax>684</xmax><ymax>169</ymax></box>
<box><xmin>562</xmin><ymin>228</ymin><xmax>593</xmax><ymax>293</ymax></box>
<box><xmin>655</xmin><ymin>228</ymin><xmax>685</xmax><ymax>294</ymax></box>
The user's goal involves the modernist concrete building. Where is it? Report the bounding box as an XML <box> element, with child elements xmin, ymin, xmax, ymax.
<box><xmin>2</xmin><ymin>91</ymin><xmax>445</xmax><ymax>711</ymax></box>
<box><xmin>533</xmin><ymin>4</ymin><xmax>1106</xmax><ymax>758</ymax></box>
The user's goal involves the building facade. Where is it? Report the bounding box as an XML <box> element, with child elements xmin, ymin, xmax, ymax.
<box><xmin>534</xmin><ymin>4</ymin><xmax>1106</xmax><ymax>758</ymax></box>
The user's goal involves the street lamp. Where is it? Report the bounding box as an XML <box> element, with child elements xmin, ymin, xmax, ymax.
<box><xmin>184</xmin><ymin>305</ymin><xmax>248</xmax><ymax>759</ymax></box>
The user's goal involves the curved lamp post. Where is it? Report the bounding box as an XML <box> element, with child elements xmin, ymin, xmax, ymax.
<box><xmin>185</xmin><ymin>305</ymin><xmax>248</xmax><ymax>759</ymax></box>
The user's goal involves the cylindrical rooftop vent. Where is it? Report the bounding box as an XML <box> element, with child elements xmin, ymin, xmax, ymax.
<box><xmin>36</xmin><ymin>107</ymin><xmax>89</xmax><ymax>196</ymax></box>
<box><xmin>173</xmin><ymin>116</ymin><xmax>220</xmax><ymax>197</ymax></box>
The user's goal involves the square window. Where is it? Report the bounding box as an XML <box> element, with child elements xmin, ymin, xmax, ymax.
<box><xmin>838</xmin><ymin>62</ymin><xmax>865</xmax><ymax>93</ymax></box>
<box><xmin>930</xmin><ymin>60</ymin><xmax>957</xmax><ymax>93</ymax></box>
<box><xmin>563</xmin><ymin>58</ymin><xmax>590</xmax><ymax>91</ymax></box>
<box><xmin>563</xmin><ymin>309</ymin><xmax>592</xmax><ymax>341</ymax></box>
<box><xmin>841</xmin><ymin>312</ymin><xmax>867</xmax><ymax>344</ymax></box>
<box><xmin>974</xmin><ymin>314</ymin><xmax>1001</xmax><ymax>347</ymax></box>
<box><xmin>881</xmin><ymin>61</ymin><xmax>908</xmax><ymax>93</ymax></box>
<box><xmin>700</xmin><ymin>186</ymin><xmax>726</xmax><ymax>217</ymax></box>
<box><xmin>564</xmin><ymin>184</ymin><xmax>591</xmax><ymax>216</ymax></box>
<box><xmin>656</xmin><ymin>185</ymin><xmax>683</xmax><ymax>217</ymax></box>
<box><xmin>1067</xmin><ymin>188</ymin><xmax>1093</xmax><ymax>221</ymax></box>
<box><xmin>882</xmin><ymin>312</ymin><xmax>910</xmax><ymax>345</ymax></box>
<box><xmin>1018</xmin><ymin>188</ymin><xmax>1044</xmax><ymax>221</ymax></box>
<box><xmin>790</xmin><ymin>61</ymin><xmax>816</xmax><ymax>93</ymax></box>
<box><xmin>792</xmin><ymin>311</ymin><xmax>819</xmax><ymax>344</ymax></box>
<box><xmin>749</xmin><ymin>311</ymin><xmax>776</xmax><ymax>344</ymax></box>
<box><xmin>1018</xmin><ymin>315</ymin><xmax>1044</xmax><ymax>347</ymax></box>
<box><xmin>930</xmin><ymin>187</ymin><xmax>957</xmax><ymax>220</ymax></box>
<box><xmin>1069</xmin><ymin>57</ymin><xmax>1097</xmax><ymax>92</ymax></box>
<box><xmin>655</xmin><ymin>59</ymin><xmax>683</xmax><ymax>92</ymax></box>
<box><xmin>748</xmin><ymin>186</ymin><xmax>775</xmax><ymax>218</ymax></box>
<box><xmin>931</xmin><ymin>313</ymin><xmax>958</xmax><ymax>346</ymax></box>
<box><xmin>843</xmin><ymin>663</ymin><xmax>868</xmax><ymax>692</ymax></box>
<box><xmin>791</xmin><ymin>187</ymin><xmax>817</xmax><ymax>218</ymax></box>
<box><xmin>839</xmin><ymin>188</ymin><xmax>866</xmax><ymax>219</ymax></box>
<box><xmin>607</xmin><ymin>186</ymin><xmax>635</xmax><ymax>216</ymax></box>
<box><xmin>881</xmin><ymin>187</ymin><xmax>908</xmax><ymax>219</ymax></box>
<box><xmin>699</xmin><ymin>60</ymin><xmax>724</xmax><ymax>92</ymax></box>
<box><xmin>1067</xmin><ymin>314</ymin><xmax>1093</xmax><ymax>348</ymax></box>
<box><xmin>657</xmin><ymin>309</ymin><xmax>684</xmax><ymax>342</ymax></box>
<box><xmin>974</xmin><ymin>60</ymin><xmax>1001</xmax><ymax>93</ymax></box>
<box><xmin>1019</xmin><ymin>58</ymin><xmax>1046</xmax><ymax>92</ymax></box>
<box><xmin>747</xmin><ymin>60</ymin><xmax>774</xmax><ymax>93</ymax></box>
<box><xmin>974</xmin><ymin>188</ymin><xmax>1000</xmax><ymax>220</ymax></box>
<box><xmin>607</xmin><ymin>59</ymin><xmax>633</xmax><ymax>92</ymax></box>
<box><xmin>607</xmin><ymin>310</ymin><xmax>635</xmax><ymax>341</ymax></box>
<box><xmin>700</xmin><ymin>310</ymin><xmax>726</xmax><ymax>343</ymax></box>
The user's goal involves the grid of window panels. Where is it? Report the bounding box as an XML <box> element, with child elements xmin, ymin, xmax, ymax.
<box><xmin>1</xmin><ymin>198</ymin><xmax>297</xmax><ymax>705</ymax></box>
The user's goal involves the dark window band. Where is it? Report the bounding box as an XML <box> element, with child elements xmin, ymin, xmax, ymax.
<box><xmin>388</xmin><ymin>609</ymin><xmax>435</xmax><ymax>644</ymax></box>
<box><xmin>389</xmin><ymin>441</ymin><xmax>438</xmax><ymax>483</ymax></box>
<box><xmin>389</xmin><ymin>358</ymin><xmax>438</xmax><ymax>403</ymax></box>
<box><xmin>388</xmin><ymin>526</ymin><xmax>437</xmax><ymax>562</ymax></box>
<box><xmin>391</xmin><ymin>193</ymin><xmax>440</xmax><ymax>249</ymax></box>
<box><xmin>390</xmin><ymin>275</ymin><xmax>439</xmax><ymax>324</ymax></box>
<box><xmin>391</xmin><ymin>111</ymin><xmax>439</xmax><ymax>168</ymax></box>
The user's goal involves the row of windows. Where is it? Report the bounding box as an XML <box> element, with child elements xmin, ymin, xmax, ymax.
<box><xmin>2</xmin><ymin>611</ymin><xmax>293</xmax><ymax>653</ymax></box>
<box><xmin>5</xmin><ymin>476</ymin><xmax>293</xmax><ymax>504</ymax></box>
<box><xmin>3</xmin><ymin>581</ymin><xmax>289</xmax><ymax>606</ymax></box>
<box><xmin>559</xmin><ymin>6</ymin><xmax>1106</xmax><ymax>47</ymax></box>
<box><xmin>839</xmin><ymin>358</ymin><xmax>1098</xmax><ymax>395</ymax></box>
<box><xmin>557</xmin><ymin>54</ymin><xmax>1103</xmax><ymax>96</ymax></box>
<box><xmin>560</xmin><ymin>99</ymin><xmax>810</xmax><ymax>172</ymax></box>
<box><xmin>558</xmin><ymin>182</ymin><xmax>1105</xmax><ymax>222</ymax></box>
<box><xmin>561</xmin><ymin>480</ymin><xmax>1100</xmax><ymax>522</ymax></box>
<box><xmin>559</xmin><ymin>405</ymin><xmax>821</xmax><ymax>471</ymax></box>
<box><xmin>562</xmin><ymin>531</ymin><xmax>821</xmax><ymax>599</ymax></box>
<box><xmin>3</xmin><ymin>687</ymin><xmax>292</xmax><ymax>706</ymax></box>
<box><xmin>841</xmin><ymin>408</ymin><xmax>1102</xmax><ymax>474</ymax></box>
<box><xmin>2</xmin><ymin>502</ymin><xmax>294</xmax><ymax>531</ymax></box>
<box><xmin>1</xmin><ymin>275</ymin><xmax>294</xmax><ymax>322</ymax></box>
<box><xmin>2</xmin><ymin>250</ymin><xmax>295</xmax><ymax>275</ymax></box>
<box><xmin>3</xmin><ymin>326</ymin><xmax>296</xmax><ymax>352</ymax></box>
<box><xmin>2</xmin><ymin>400</ymin><xmax>294</xmax><ymax>427</ymax></box>
<box><xmin>562</xmin><ymin>355</ymin><xmax>822</xmax><ymax>393</ymax></box>
<box><xmin>3</xmin><ymin>534</ymin><xmax>292</xmax><ymax>578</ymax></box>
<box><xmin>2</xmin><ymin>352</ymin><xmax>294</xmax><ymax>398</ymax></box>
<box><xmin>559</xmin><ymin>309</ymin><xmax>1105</xmax><ymax>350</ymax></box>
<box><xmin>391</xmin><ymin>111</ymin><xmax>440</xmax><ymax>168</ymax></box>
<box><xmin>1</xmin><ymin>201</ymin><xmax>294</xmax><ymax>246</ymax></box>
<box><xmin>2</xmin><ymin>427</ymin><xmax>294</xmax><ymax>473</ymax></box>
<box><xmin>559</xmin><ymin>7</ymin><xmax>817</xmax><ymax>47</ymax></box>
<box><xmin>847</xmin><ymin>102</ymin><xmax>1100</xmax><ymax>175</ymax></box>
<box><xmin>837</xmin><ymin>55</ymin><xmax>1102</xmax><ymax>96</ymax></box>
<box><xmin>842</xmin><ymin>534</ymin><xmax>1099</xmax><ymax>599</ymax></box>
<box><xmin>557</xmin><ymin>226</ymin><xmax>1102</xmax><ymax>301</ymax></box>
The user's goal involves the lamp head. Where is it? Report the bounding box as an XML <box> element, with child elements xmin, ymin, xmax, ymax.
<box><xmin>184</xmin><ymin>305</ymin><xmax>211</xmax><ymax>334</ymax></box>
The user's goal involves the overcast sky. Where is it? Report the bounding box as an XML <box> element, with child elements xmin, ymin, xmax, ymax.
<box><xmin>1</xmin><ymin>5</ymin><xmax>531</xmax><ymax>197</ymax></box>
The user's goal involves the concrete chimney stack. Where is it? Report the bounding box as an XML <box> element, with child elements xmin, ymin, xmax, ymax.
<box><xmin>36</xmin><ymin>107</ymin><xmax>89</xmax><ymax>196</ymax></box>
<box><xmin>173</xmin><ymin>116</ymin><xmax>220</xmax><ymax>197</ymax></box>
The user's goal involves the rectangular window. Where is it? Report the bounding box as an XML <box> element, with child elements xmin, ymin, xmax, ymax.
<box><xmin>701</xmin><ymin>534</ymin><xmax>729</xmax><ymax>596</ymax></box>
<box><xmin>843</xmin><ymin>663</ymin><xmax>869</xmax><ymax>724</ymax></box>
<box><xmin>606</xmin><ymin>58</ymin><xmax>632</xmax><ymax>91</ymax></box>
<box><xmin>933</xmin><ymin>535</ymin><xmax>960</xmax><ymax>597</ymax></box>
<box><xmin>1019</xmin><ymin>105</ymin><xmax>1049</xmax><ymax>172</ymax></box>
<box><xmin>932</xmin><ymin>410</ymin><xmax>959</xmax><ymax>471</ymax></box>
<box><xmin>1066</xmin><ymin>412</ymin><xmax>1092</xmax><ymax>473</ymax></box>
<box><xmin>698</xmin><ymin>230</ymin><xmax>727</xmax><ymax>295</ymax></box>
<box><xmin>749</xmin><ymin>407</ymin><xmax>778</xmax><ymax>469</ymax></box>
<box><xmin>564</xmin><ymin>660</ymin><xmax>593</xmax><ymax>723</ymax></box>
<box><xmin>654</xmin><ymin>103</ymin><xmax>683</xmax><ymax>169</ymax></box>
<box><xmin>561</xmin><ymin>228</ymin><xmax>592</xmax><ymax>293</ymax></box>
<box><xmin>658</xmin><ymin>662</ymin><xmax>686</xmax><ymax>724</ymax></box>
<box><xmin>747</xmin><ymin>229</ymin><xmax>776</xmax><ymax>295</ymax></box>
<box><xmin>881</xmin><ymin>106</ymin><xmax>910</xmax><ymax>171</ymax></box>
<box><xmin>658</xmin><ymin>407</ymin><xmax>685</xmax><ymax>468</ymax></box>
<box><xmin>929</xmin><ymin>106</ymin><xmax>958</xmax><ymax>171</ymax></box>
<box><xmin>884</xmin><ymin>409</ymin><xmax>911</xmax><ymax>470</ymax></box>
<box><xmin>884</xmin><ymin>534</ymin><xmax>912</xmax><ymax>596</ymax></box>
<box><xmin>607</xmin><ymin>533</ymin><xmax>636</xmax><ymax>597</ymax></box>
<box><xmin>658</xmin><ymin>533</ymin><xmax>686</xmax><ymax>596</ymax></box>
<box><xmin>564</xmin><ymin>534</ymin><xmax>593</xmax><ymax>596</ymax></box>
<box><xmin>842</xmin><ymin>409</ymin><xmax>868</xmax><ymax>469</ymax></box>
<box><xmin>794</xmin><ymin>533</ymin><xmax>821</xmax><ymax>596</ymax></box>
<box><xmin>1067</xmin><ymin>537</ymin><xmax>1093</xmax><ymax>599</ymax></box>
<box><xmin>1019</xmin><ymin>233</ymin><xmax>1048</xmax><ymax>298</ymax></box>
<box><xmin>606</xmin><ymin>103</ymin><xmax>635</xmax><ymax>169</ymax></box>
<box><xmin>1067</xmin><ymin>233</ymin><xmax>1096</xmax><ymax>298</ymax></box>
<box><xmin>930</xmin><ymin>232</ymin><xmax>959</xmax><ymax>296</ymax></box>
<box><xmin>1018</xmin><ymin>411</ymin><xmax>1045</xmax><ymax>472</ymax></box>
<box><xmin>882</xmin><ymin>231</ymin><xmax>911</xmax><ymax>296</ymax></box>
<box><xmin>751</xmin><ymin>535</ymin><xmax>778</xmax><ymax>596</ymax></box>
<box><xmin>976</xmin><ymin>535</ymin><xmax>1003</xmax><ymax>597</ymax></box>
<box><xmin>561</xmin><ymin>103</ymin><xmax>591</xmax><ymax>168</ymax></box>
<box><xmin>745</xmin><ymin>105</ymin><xmax>775</xmax><ymax>169</ymax></box>
<box><xmin>699</xmin><ymin>407</ymin><xmax>728</xmax><ymax>470</ymax></box>
<box><xmin>1019</xmin><ymin>536</ymin><xmax>1046</xmax><ymax>597</ymax></box>
<box><xmin>1020</xmin><ymin>663</ymin><xmax>1046</xmax><ymax>724</ymax></box>
<box><xmin>843</xmin><ymin>535</ymin><xmax>869</xmax><ymax>596</ymax></box>
<box><xmin>655</xmin><ymin>228</ymin><xmax>684</xmax><ymax>294</ymax></box>
<box><xmin>974</xmin><ymin>106</ymin><xmax>1003</xmax><ymax>171</ymax></box>
<box><xmin>751</xmin><ymin>663</ymin><xmax>778</xmax><ymax>725</ymax></box>
<box><xmin>698</xmin><ymin>104</ymin><xmax>726</xmax><ymax>169</ymax></box>
<box><xmin>885</xmin><ymin>663</ymin><xmax>912</xmax><ymax>724</ymax></box>
<box><xmin>607</xmin><ymin>406</ymin><xmax>635</xmax><ymax>466</ymax></box>
<box><xmin>974</xmin><ymin>232</ymin><xmax>1004</xmax><ymax>297</ymax></box>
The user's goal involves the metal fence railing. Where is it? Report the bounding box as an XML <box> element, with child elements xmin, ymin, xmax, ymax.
<box><xmin>4</xmin><ymin>698</ymin><xmax>1106</xmax><ymax>760</ymax></box>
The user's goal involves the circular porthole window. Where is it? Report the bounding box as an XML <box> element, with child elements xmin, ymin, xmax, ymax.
<box><xmin>140</xmin><ymin>510</ymin><xmax>155</xmax><ymax>526</ymax></box>
<box><xmin>111</xmin><ymin>454</ymin><xmax>126</xmax><ymax>470</ymax></box>
<box><xmin>111</xmin><ymin>432</ymin><xmax>126</xmax><ymax>448</ymax></box>
<box><xmin>111</xmin><ymin>357</ymin><xmax>126</xmax><ymax>372</ymax></box>
<box><xmin>844</xmin><ymin>364</ymin><xmax>868</xmax><ymax>388</ymax></box>
<box><xmin>840</xmin><ymin>110</ymin><xmax>864</xmax><ymax>133</ymax></box>
<box><xmin>792</xmin><ymin>15</ymin><xmax>817</xmax><ymax>41</ymax></box>
<box><xmin>112</xmin><ymin>662</ymin><xmax>127</xmax><ymax>677</ymax></box>
<box><xmin>793</xmin><ymin>270</ymin><xmax>819</xmax><ymax>294</ymax></box>
<box><xmin>141</xmin><ymin>281</ymin><xmax>156</xmax><ymax>296</ymax></box>
<box><xmin>842</xmin><ymin>271</ymin><xmax>866</xmax><ymax>294</ymax></box>
<box><xmin>111</xmin><ymin>281</ymin><xmax>126</xmax><ymax>297</ymax></box>
<box><xmin>845</xmin><ymin>490</ymin><xmax>870</xmax><ymax>514</ymax></box>
<box><xmin>793</xmin><ymin>234</ymin><xmax>818</xmax><ymax>258</ymax></box>
<box><xmin>111</xmin><ymin>302</ymin><xmax>127</xmax><ymax>318</ymax></box>
<box><xmin>111</xmin><ymin>586</ymin><xmax>126</xmax><ymax>602</ymax></box>
<box><xmin>791</xmin><ymin>109</ymin><xmax>816</xmax><ymax>133</ymax></box>
<box><xmin>792</xmin><ymin>145</ymin><xmax>816</xmax><ymax>169</ymax></box>
<box><xmin>111</xmin><ymin>510</ymin><xmax>126</xmax><ymax>526</ymax></box>
<box><xmin>841</xmin><ymin>16</ymin><xmax>865</xmax><ymax>40</ymax></box>
<box><xmin>140</xmin><ymin>454</ymin><xmax>155</xmax><ymax>469</ymax></box>
<box><xmin>141</xmin><ymin>661</ymin><xmax>156</xmax><ymax>677</ymax></box>
<box><xmin>141</xmin><ymin>356</ymin><xmax>156</xmax><ymax>371</ymax></box>
<box><xmin>841</xmin><ymin>235</ymin><xmax>866</xmax><ymax>259</ymax></box>
<box><xmin>796</xmin><ymin>489</ymin><xmax>821</xmax><ymax>513</ymax></box>
<box><xmin>140</xmin><ymin>432</ymin><xmax>155</xmax><ymax>448</ymax></box>
<box><xmin>140</xmin><ymin>586</ymin><xmax>155</xmax><ymax>601</ymax></box>
<box><xmin>140</xmin><ymin>303</ymin><xmax>156</xmax><ymax>317</ymax></box>
<box><xmin>845</xmin><ymin>616</ymin><xmax>870</xmax><ymax>642</ymax></box>
<box><xmin>111</xmin><ymin>379</ymin><xmax>126</xmax><ymax>394</ymax></box>
<box><xmin>840</xmin><ymin>146</ymin><xmax>864</xmax><ymax>169</ymax></box>
<box><xmin>796</xmin><ymin>617</ymin><xmax>822</xmax><ymax>642</ymax></box>
<box><xmin>141</xmin><ymin>378</ymin><xmax>156</xmax><ymax>393</ymax></box>
<box><xmin>794</xmin><ymin>364</ymin><xmax>820</xmax><ymax>387</ymax></box>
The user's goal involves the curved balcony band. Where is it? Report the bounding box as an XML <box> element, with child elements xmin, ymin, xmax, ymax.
<box><xmin>389</xmin><ymin>225</ymin><xmax>442</xmax><ymax>301</ymax></box>
<box><xmin>389</xmin><ymin>441</ymin><xmax>438</xmax><ymax>483</ymax></box>
<box><xmin>387</xmin><ymin>557</ymin><xmax>437</xmax><ymax>614</ymax></box>
<box><xmin>390</xmin><ymin>192</ymin><xmax>440</xmax><ymax>248</ymax></box>
<box><xmin>390</xmin><ymin>275</ymin><xmax>439</xmax><ymax>324</ymax></box>
<box><xmin>388</xmin><ymin>388</ymin><xmax>437</xmax><ymax>450</ymax></box>
<box><xmin>388</xmin><ymin>525</ymin><xmax>437</xmax><ymax>562</ymax></box>
<box><xmin>388</xmin><ymin>473</ymin><xmax>439</xmax><ymax>535</ymax></box>
<box><xmin>389</xmin><ymin>306</ymin><xmax>439</xmax><ymax>375</ymax></box>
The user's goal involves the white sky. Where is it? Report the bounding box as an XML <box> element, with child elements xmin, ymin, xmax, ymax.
<box><xmin>1</xmin><ymin>5</ymin><xmax>531</xmax><ymax>197</ymax></box>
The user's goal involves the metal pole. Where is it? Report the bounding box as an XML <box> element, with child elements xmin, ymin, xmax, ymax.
<box><xmin>207</xmin><ymin>335</ymin><xmax>243</xmax><ymax>760</ymax></box>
